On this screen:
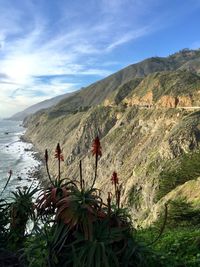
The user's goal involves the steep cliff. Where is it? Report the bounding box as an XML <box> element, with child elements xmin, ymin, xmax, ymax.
<box><xmin>24</xmin><ymin>49</ymin><xmax>200</xmax><ymax>225</ymax></box>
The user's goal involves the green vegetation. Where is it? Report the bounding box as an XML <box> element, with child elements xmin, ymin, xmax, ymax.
<box><xmin>157</xmin><ymin>150</ymin><xmax>200</xmax><ymax>200</ymax></box>
<box><xmin>138</xmin><ymin>199</ymin><xmax>200</xmax><ymax>266</ymax></box>
<box><xmin>139</xmin><ymin>227</ymin><xmax>200</xmax><ymax>267</ymax></box>
<box><xmin>128</xmin><ymin>185</ymin><xmax>142</xmax><ymax>208</ymax></box>
<box><xmin>132</xmin><ymin>70</ymin><xmax>200</xmax><ymax>101</ymax></box>
<box><xmin>107</xmin><ymin>78</ymin><xmax>142</xmax><ymax>105</ymax></box>
<box><xmin>166</xmin><ymin>198</ymin><xmax>200</xmax><ymax>227</ymax></box>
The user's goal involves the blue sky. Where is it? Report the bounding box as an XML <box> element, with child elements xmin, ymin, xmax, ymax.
<box><xmin>0</xmin><ymin>0</ymin><xmax>200</xmax><ymax>117</ymax></box>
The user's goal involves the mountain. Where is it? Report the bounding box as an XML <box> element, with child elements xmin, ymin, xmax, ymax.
<box><xmin>9</xmin><ymin>92</ymin><xmax>75</xmax><ymax>121</ymax></box>
<box><xmin>24</xmin><ymin>48</ymin><xmax>200</xmax><ymax>225</ymax></box>
<box><xmin>45</xmin><ymin>49</ymin><xmax>200</xmax><ymax>116</ymax></box>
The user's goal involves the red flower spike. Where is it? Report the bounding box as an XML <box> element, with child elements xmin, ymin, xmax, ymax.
<box><xmin>55</xmin><ymin>143</ymin><xmax>61</xmax><ymax>158</ymax></box>
<box><xmin>111</xmin><ymin>171</ymin><xmax>119</xmax><ymax>185</ymax></box>
<box><xmin>91</xmin><ymin>136</ymin><xmax>102</xmax><ymax>157</ymax></box>
<box><xmin>90</xmin><ymin>136</ymin><xmax>102</xmax><ymax>189</ymax></box>
<box><xmin>55</xmin><ymin>143</ymin><xmax>64</xmax><ymax>161</ymax></box>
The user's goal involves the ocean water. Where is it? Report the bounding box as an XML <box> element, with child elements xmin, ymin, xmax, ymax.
<box><xmin>0</xmin><ymin>119</ymin><xmax>40</xmax><ymax>198</ymax></box>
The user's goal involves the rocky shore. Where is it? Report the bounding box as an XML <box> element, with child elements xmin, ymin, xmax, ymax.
<box><xmin>0</xmin><ymin>129</ymin><xmax>46</xmax><ymax>198</ymax></box>
<box><xmin>19</xmin><ymin>134</ymin><xmax>48</xmax><ymax>188</ymax></box>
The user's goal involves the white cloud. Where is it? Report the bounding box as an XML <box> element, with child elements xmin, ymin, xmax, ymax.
<box><xmin>0</xmin><ymin>79</ymin><xmax>78</xmax><ymax>117</ymax></box>
<box><xmin>105</xmin><ymin>26</ymin><xmax>151</xmax><ymax>51</ymax></box>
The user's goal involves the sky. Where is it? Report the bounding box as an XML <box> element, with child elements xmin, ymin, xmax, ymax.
<box><xmin>0</xmin><ymin>0</ymin><xmax>200</xmax><ymax>117</ymax></box>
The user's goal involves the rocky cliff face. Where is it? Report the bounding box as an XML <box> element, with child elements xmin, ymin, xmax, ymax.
<box><xmin>24</xmin><ymin>49</ymin><xmax>200</xmax><ymax>226</ymax></box>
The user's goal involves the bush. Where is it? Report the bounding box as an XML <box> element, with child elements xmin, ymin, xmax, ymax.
<box><xmin>139</xmin><ymin>227</ymin><xmax>200</xmax><ymax>267</ymax></box>
<box><xmin>166</xmin><ymin>199</ymin><xmax>200</xmax><ymax>228</ymax></box>
<box><xmin>157</xmin><ymin>150</ymin><xmax>200</xmax><ymax>200</ymax></box>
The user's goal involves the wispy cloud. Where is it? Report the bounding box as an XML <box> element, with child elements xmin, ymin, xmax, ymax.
<box><xmin>106</xmin><ymin>26</ymin><xmax>151</xmax><ymax>51</ymax></box>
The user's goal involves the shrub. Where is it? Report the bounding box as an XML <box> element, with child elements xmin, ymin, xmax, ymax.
<box><xmin>157</xmin><ymin>150</ymin><xmax>200</xmax><ymax>200</ymax></box>
<box><xmin>139</xmin><ymin>227</ymin><xmax>200</xmax><ymax>267</ymax></box>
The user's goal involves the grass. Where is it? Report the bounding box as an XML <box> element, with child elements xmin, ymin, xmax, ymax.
<box><xmin>156</xmin><ymin>150</ymin><xmax>200</xmax><ymax>200</ymax></box>
<box><xmin>128</xmin><ymin>185</ymin><xmax>142</xmax><ymax>208</ymax></box>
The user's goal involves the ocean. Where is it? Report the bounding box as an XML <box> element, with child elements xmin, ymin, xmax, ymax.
<box><xmin>0</xmin><ymin>119</ymin><xmax>40</xmax><ymax>198</ymax></box>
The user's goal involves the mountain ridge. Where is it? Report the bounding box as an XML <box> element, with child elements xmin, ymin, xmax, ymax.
<box><xmin>43</xmin><ymin>49</ymin><xmax>200</xmax><ymax>118</ymax></box>
<box><xmin>8</xmin><ymin>91</ymin><xmax>75</xmax><ymax>121</ymax></box>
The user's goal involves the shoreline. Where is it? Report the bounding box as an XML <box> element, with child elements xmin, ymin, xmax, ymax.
<box><xmin>0</xmin><ymin>121</ymin><xmax>47</xmax><ymax>197</ymax></box>
<box><xmin>20</xmin><ymin>132</ymin><xmax>49</xmax><ymax>188</ymax></box>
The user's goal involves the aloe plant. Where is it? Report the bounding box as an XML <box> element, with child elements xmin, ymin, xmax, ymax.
<box><xmin>37</xmin><ymin>144</ymin><xmax>76</xmax><ymax>218</ymax></box>
<box><xmin>37</xmin><ymin>178</ymin><xmax>73</xmax><ymax>218</ymax></box>
<box><xmin>8</xmin><ymin>186</ymin><xmax>38</xmax><ymax>249</ymax></box>
<box><xmin>56</xmin><ymin>186</ymin><xmax>105</xmax><ymax>241</ymax></box>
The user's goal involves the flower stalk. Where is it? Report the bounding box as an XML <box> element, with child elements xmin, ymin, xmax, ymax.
<box><xmin>111</xmin><ymin>171</ymin><xmax>119</xmax><ymax>205</ymax></box>
<box><xmin>79</xmin><ymin>160</ymin><xmax>83</xmax><ymax>190</ymax></box>
<box><xmin>55</xmin><ymin>143</ymin><xmax>64</xmax><ymax>181</ymax></box>
<box><xmin>91</xmin><ymin>136</ymin><xmax>102</xmax><ymax>189</ymax></box>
